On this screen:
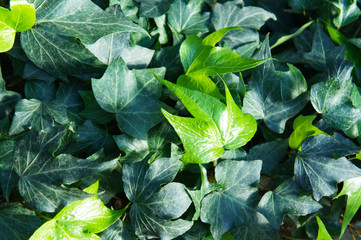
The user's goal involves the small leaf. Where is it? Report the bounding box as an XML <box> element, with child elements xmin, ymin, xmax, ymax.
<box><xmin>330</xmin><ymin>0</ymin><xmax>361</xmax><ymax>28</ymax></box>
<box><xmin>30</xmin><ymin>181</ymin><xmax>125</xmax><ymax>240</ymax></box>
<box><xmin>0</xmin><ymin>1</ymin><xmax>36</xmax><ymax>52</ymax></box>
<box><xmin>289</xmin><ymin>115</ymin><xmax>327</xmax><ymax>149</ymax></box>
<box><xmin>335</xmin><ymin>176</ymin><xmax>361</xmax><ymax>239</ymax></box>
<box><xmin>316</xmin><ymin>217</ymin><xmax>333</xmax><ymax>240</ymax></box>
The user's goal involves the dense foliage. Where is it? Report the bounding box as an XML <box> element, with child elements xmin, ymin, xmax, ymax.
<box><xmin>1</xmin><ymin>0</ymin><xmax>361</xmax><ymax>239</ymax></box>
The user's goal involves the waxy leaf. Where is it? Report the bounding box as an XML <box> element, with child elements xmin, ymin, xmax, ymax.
<box><xmin>295</xmin><ymin>134</ymin><xmax>361</xmax><ymax>200</ymax></box>
<box><xmin>168</xmin><ymin>0</ymin><xmax>210</xmax><ymax>38</ymax></box>
<box><xmin>335</xmin><ymin>176</ymin><xmax>361</xmax><ymax>239</ymax></box>
<box><xmin>21</xmin><ymin>0</ymin><xmax>147</xmax><ymax>79</ymax></box>
<box><xmin>310</xmin><ymin>78</ymin><xmax>361</xmax><ymax>137</ymax></box>
<box><xmin>0</xmin><ymin>1</ymin><xmax>36</xmax><ymax>52</ymax></box>
<box><xmin>316</xmin><ymin>217</ymin><xmax>333</xmax><ymax>240</ymax></box>
<box><xmin>0</xmin><ymin>67</ymin><xmax>21</xmax><ymax>119</ymax></box>
<box><xmin>200</xmin><ymin>160</ymin><xmax>262</xmax><ymax>240</ymax></box>
<box><xmin>289</xmin><ymin>115</ymin><xmax>327</xmax><ymax>149</ymax></box>
<box><xmin>157</xmin><ymin>76</ymin><xmax>257</xmax><ymax>163</ymax></box>
<box><xmin>30</xmin><ymin>181</ymin><xmax>124</xmax><ymax>240</ymax></box>
<box><xmin>79</xmin><ymin>90</ymin><xmax>113</xmax><ymax>125</ymax></box>
<box><xmin>140</xmin><ymin>0</ymin><xmax>172</xmax><ymax>18</ymax></box>
<box><xmin>0</xmin><ymin>203</ymin><xmax>41</xmax><ymax>240</ymax></box>
<box><xmin>10</xmin><ymin>128</ymin><xmax>117</xmax><ymax>212</ymax></box>
<box><xmin>99</xmin><ymin>220</ymin><xmax>135</xmax><ymax>240</ymax></box>
<box><xmin>92</xmin><ymin>57</ymin><xmax>166</xmax><ymax>139</ymax></box>
<box><xmin>257</xmin><ymin>179</ymin><xmax>322</xmax><ymax>230</ymax></box>
<box><xmin>123</xmin><ymin>157</ymin><xmax>193</xmax><ymax>239</ymax></box>
<box><xmin>330</xmin><ymin>0</ymin><xmax>361</xmax><ymax>28</ymax></box>
<box><xmin>242</xmin><ymin>38</ymin><xmax>309</xmax><ymax>133</ymax></box>
<box><xmin>0</xmin><ymin>140</ymin><xmax>17</xmax><ymax>201</ymax></box>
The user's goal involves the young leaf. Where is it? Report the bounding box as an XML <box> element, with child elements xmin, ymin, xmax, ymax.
<box><xmin>0</xmin><ymin>1</ymin><xmax>36</xmax><ymax>52</ymax></box>
<box><xmin>289</xmin><ymin>115</ymin><xmax>327</xmax><ymax>149</ymax></box>
<box><xmin>257</xmin><ymin>179</ymin><xmax>322</xmax><ymax>230</ymax></box>
<box><xmin>316</xmin><ymin>217</ymin><xmax>333</xmax><ymax>240</ymax></box>
<box><xmin>92</xmin><ymin>57</ymin><xmax>166</xmax><ymax>139</ymax></box>
<box><xmin>156</xmin><ymin>75</ymin><xmax>257</xmax><ymax>164</ymax></box>
<box><xmin>335</xmin><ymin>176</ymin><xmax>361</xmax><ymax>239</ymax></box>
<box><xmin>122</xmin><ymin>157</ymin><xmax>193</xmax><ymax>239</ymax></box>
<box><xmin>200</xmin><ymin>160</ymin><xmax>262</xmax><ymax>240</ymax></box>
<box><xmin>295</xmin><ymin>134</ymin><xmax>361</xmax><ymax>200</ymax></box>
<box><xmin>30</xmin><ymin>181</ymin><xmax>125</xmax><ymax>240</ymax></box>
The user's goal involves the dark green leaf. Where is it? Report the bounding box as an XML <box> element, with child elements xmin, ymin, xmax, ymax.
<box><xmin>257</xmin><ymin>179</ymin><xmax>322</xmax><ymax>230</ymax></box>
<box><xmin>123</xmin><ymin>157</ymin><xmax>193</xmax><ymax>239</ymax></box>
<box><xmin>295</xmin><ymin>134</ymin><xmax>361</xmax><ymax>200</ymax></box>
<box><xmin>0</xmin><ymin>203</ymin><xmax>41</xmax><ymax>240</ymax></box>
<box><xmin>79</xmin><ymin>91</ymin><xmax>113</xmax><ymax>125</ymax></box>
<box><xmin>92</xmin><ymin>57</ymin><xmax>166</xmax><ymax>139</ymax></box>
<box><xmin>139</xmin><ymin>0</ymin><xmax>172</xmax><ymax>18</ymax></box>
<box><xmin>100</xmin><ymin>220</ymin><xmax>135</xmax><ymax>240</ymax></box>
<box><xmin>242</xmin><ymin>38</ymin><xmax>309</xmax><ymax>133</ymax></box>
<box><xmin>200</xmin><ymin>160</ymin><xmax>262</xmax><ymax>240</ymax></box>
<box><xmin>0</xmin><ymin>140</ymin><xmax>17</xmax><ymax>201</ymax></box>
<box><xmin>330</xmin><ymin>0</ymin><xmax>361</xmax><ymax>28</ymax></box>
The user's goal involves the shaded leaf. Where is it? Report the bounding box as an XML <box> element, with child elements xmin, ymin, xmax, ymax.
<box><xmin>330</xmin><ymin>0</ymin><xmax>361</xmax><ymax>28</ymax></box>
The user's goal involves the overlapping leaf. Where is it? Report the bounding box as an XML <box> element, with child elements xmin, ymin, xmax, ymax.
<box><xmin>200</xmin><ymin>160</ymin><xmax>264</xmax><ymax>240</ymax></box>
<box><xmin>7</xmin><ymin>128</ymin><xmax>117</xmax><ymax>212</ymax></box>
<box><xmin>0</xmin><ymin>67</ymin><xmax>21</xmax><ymax>119</ymax></box>
<box><xmin>242</xmin><ymin>38</ymin><xmax>309</xmax><ymax>133</ymax></box>
<box><xmin>122</xmin><ymin>157</ymin><xmax>193</xmax><ymax>239</ymax></box>
<box><xmin>157</xmin><ymin>75</ymin><xmax>257</xmax><ymax>163</ymax></box>
<box><xmin>30</xmin><ymin>181</ymin><xmax>124</xmax><ymax>240</ymax></box>
<box><xmin>92</xmin><ymin>57</ymin><xmax>166</xmax><ymax>139</ymax></box>
<box><xmin>295</xmin><ymin>134</ymin><xmax>361</xmax><ymax>200</ymax></box>
<box><xmin>330</xmin><ymin>0</ymin><xmax>361</xmax><ymax>28</ymax></box>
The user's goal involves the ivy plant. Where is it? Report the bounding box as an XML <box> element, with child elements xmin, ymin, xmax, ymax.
<box><xmin>1</xmin><ymin>0</ymin><xmax>361</xmax><ymax>239</ymax></box>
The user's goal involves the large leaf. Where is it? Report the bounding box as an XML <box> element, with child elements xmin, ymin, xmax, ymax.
<box><xmin>10</xmin><ymin>128</ymin><xmax>117</xmax><ymax>212</ymax></box>
<box><xmin>122</xmin><ymin>157</ymin><xmax>193</xmax><ymax>239</ymax></box>
<box><xmin>257</xmin><ymin>179</ymin><xmax>322</xmax><ymax>230</ymax></box>
<box><xmin>0</xmin><ymin>1</ymin><xmax>36</xmax><ymax>52</ymax></box>
<box><xmin>0</xmin><ymin>140</ymin><xmax>17</xmax><ymax>201</ymax></box>
<box><xmin>79</xmin><ymin>90</ymin><xmax>113</xmax><ymax>125</ymax></box>
<box><xmin>30</xmin><ymin>181</ymin><xmax>125</xmax><ymax>240</ymax></box>
<box><xmin>139</xmin><ymin>0</ymin><xmax>172</xmax><ymax>18</ymax></box>
<box><xmin>20</xmin><ymin>0</ymin><xmax>147</xmax><ymax>79</ymax></box>
<box><xmin>200</xmin><ymin>160</ymin><xmax>262</xmax><ymax>240</ymax></box>
<box><xmin>295</xmin><ymin>134</ymin><xmax>361</xmax><ymax>200</ymax></box>
<box><xmin>330</xmin><ymin>0</ymin><xmax>361</xmax><ymax>28</ymax></box>
<box><xmin>92</xmin><ymin>57</ymin><xmax>166</xmax><ymax>139</ymax></box>
<box><xmin>99</xmin><ymin>220</ymin><xmax>135</xmax><ymax>240</ymax></box>
<box><xmin>157</xmin><ymin>76</ymin><xmax>257</xmax><ymax>164</ymax></box>
<box><xmin>242</xmin><ymin>38</ymin><xmax>309</xmax><ymax>133</ymax></box>
<box><xmin>0</xmin><ymin>203</ymin><xmax>41</xmax><ymax>240</ymax></box>
<box><xmin>335</xmin><ymin>176</ymin><xmax>361</xmax><ymax>239</ymax></box>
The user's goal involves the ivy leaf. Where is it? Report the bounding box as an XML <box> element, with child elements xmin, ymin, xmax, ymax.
<box><xmin>92</xmin><ymin>57</ymin><xmax>166</xmax><ymax>139</ymax></box>
<box><xmin>0</xmin><ymin>1</ymin><xmax>36</xmax><ymax>52</ymax></box>
<box><xmin>122</xmin><ymin>157</ymin><xmax>193</xmax><ymax>239</ymax></box>
<box><xmin>330</xmin><ymin>0</ymin><xmax>361</xmax><ymax>28</ymax></box>
<box><xmin>295</xmin><ymin>134</ymin><xmax>361</xmax><ymax>200</ymax></box>
<box><xmin>257</xmin><ymin>179</ymin><xmax>322</xmax><ymax>230</ymax></box>
<box><xmin>242</xmin><ymin>38</ymin><xmax>309</xmax><ymax>133</ymax></box>
<box><xmin>200</xmin><ymin>160</ymin><xmax>262</xmax><ymax>240</ymax></box>
<box><xmin>85</xmin><ymin>32</ymin><xmax>154</xmax><ymax>68</ymax></box>
<box><xmin>287</xmin><ymin>0</ymin><xmax>321</xmax><ymax>11</ymax></box>
<box><xmin>289</xmin><ymin>115</ymin><xmax>327</xmax><ymax>149</ymax></box>
<box><xmin>0</xmin><ymin>203</ymin><xmax>41</xmax><ymax>240</ymax></box>
<box><xmin>316</xmin><ymin>217</ymin><xmax>333</xmax><ymax>240</ymax></box>
<box><xmin>156</xmin><ymin>76</ymin><xmax>257</xmax><ymax>163</ymax></box>
<box><xmin>10</xmin><ymin>128</ymin><xmax>117</xmax><ymax>212</ymax></box>
<box><xmin>9</xmin><ymin>99</ymin><xmax>70</xmax><ymax>136</ymax></box>
<box><xmin>79</xmin><ymin>91</ymin><xmax>113</xmax><ymax>125</ymax></box>
<box><xmin>0</xmin><ymin>73</ymin><xmax>21</xmax><ymax>119</ymax></box>
<box><xmin>168</xmin><ymin>0</ymin><xmax>210</xmax><ymax>36</ymax></box>
<box><xmin>310</xmin><ymin>78</ymin><xmax>361</xmax><ymax>137</ymax></box>
<box><xmin>0</xmin><ymin>140</ymin><xmax>17</xmax><ymax>201</ymax></box>
<box><xmin>20</xmin><ymin>0</ymin><xmax>147</xmax><ymax>79</ymax></box>
<box><xmin>335</xmin><ymin>176</ymin><xmax>361</xmax><ymax>239</ymax></box>
<box><xmin>99</xmin><ymin>220</ymin><xmax>135</xmax><ymax>240</ymax></box>
<box><xmin>139</xmin><ymin>0</ymin><xmax>172</xmax><ymax>18</ymax></box>
<box><xmin>30</xmin><ymin>181</ymin><xmax>125</xmax><ymax>240</ymax></box>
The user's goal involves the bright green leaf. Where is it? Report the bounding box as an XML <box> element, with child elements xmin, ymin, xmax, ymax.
<box><xmin>156</xmin><ymin>76</ymin><xmax>257</xmax><ymax>164</ymax></box>
<box><xmin>289</xmin><ymin>115</ymin><xmax>327</xmax><ymax>149</ymax></box>
<box><xmin>335</xmin><ymin>176</ymin><xmax>361</xmax><ymax>239</ymax></box>
<box><xmin>316</xmin><ymin>217</ymin><xmax>333</xmax><ymax>240</ymax></box>
<box><xmin>30</xmin><ymin>181</ymin><xmax>125</xmax><ymax>240</ymax></box>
